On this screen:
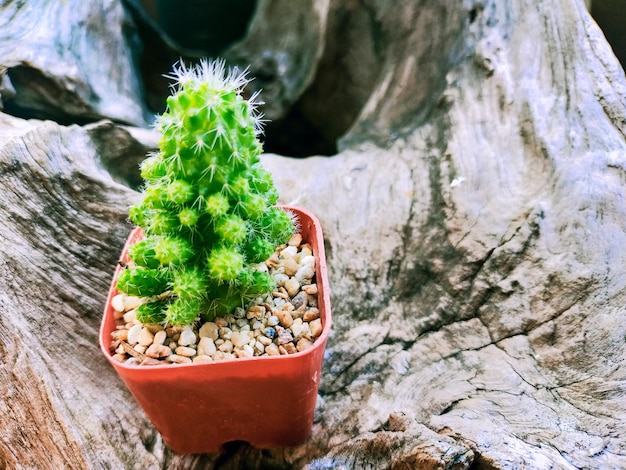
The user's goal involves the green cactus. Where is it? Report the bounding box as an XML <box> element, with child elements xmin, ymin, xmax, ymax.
<box><xmin>117</xmin><ymin>59</ymin><xmax>295</xmax><ymax>327</ymax></box>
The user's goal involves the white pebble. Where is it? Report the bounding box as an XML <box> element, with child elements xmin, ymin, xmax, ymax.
<box><xmin>241</xmin><ymin>344</ymin><xmax>254</xmax><ymax>357</ymax></box>
<box><xmin>111</xmin><ymin>294</ymin><xmax>125</xmax><ymax>312</ymax></box>
<box><xmin>123</xmin><ymin>309</ymin><xmax>137</xmax><ymax>324</ymax></box>
<box><xmin>178</xmin><ymin>325</ymin><xmax>197</xmax><ymax>346</ymax></box>
<box><xmin>231</xmin><ymin>331</ymin><xmax>251</xmax><ymax>348</ymax></box>
<box><xmin>218</xmin><ymin>340</ymin><xmax>233</xmax><ymax>353</ymax></box>
<box><xmin>197</xmin><ymin>337</ymin><xmax>217</xmax><ymax>356</ymax></box>
<box><xmin>265</xmin><ymin>343</ymin><xmax>280</xmax><ymax>356</ymax></box>
<box><xmin>299</xmin><ymin>255</ymin><xmax>315</xmax><ymax>267</ymax></box>
<box><xmin>112</xmin><ymin>353</ymin><xmax>126</xmax><ymax>363</ymax></box>
<box><xmin>273</xmin><ymin>273</ymin><xmax>289</xmax><ymax>287</ymax></box>
<box><xmin>127</xmin><ymin>324</ymin><xmax>142</xmax><ymax>345</ymax></box>
<box><xmin>175</xmin><ymin>346</ymin><xmax>196</xmax><ymax>357</ymax></box>
<box><xmin>138</xmin><ymin>327</ymin><xmax>155</xmax><ymax>346</ymax></box>
<box><xmin>280</xmin><ymin>245</ymin><xmax>298</xmax><ymax>259</ymax></box>
<box><xmin>295</xmin><ymin>265</ymin><xmax>316</xmax><ymax>283</ymax></box>
<box><xmin>290</xmin><ymin>318</ymin><xmax>304</xmax><ymax>337</ymax></box>
<box><xmin>219</xmin><ymin>327</ymin><xmax>232</xmax><ymax>340</ymax></box>
<box><xmin>123</xmin><ymin>295</ymin><xmax>142</xmax><ymax>311</ymax></box>
<box><xmin>167</xmin><ymin>354</ymin><xmax>192</xmax><ymax>364</ymax></box>
<box><xmin>287</xmin><ymin>233</ymin><xmax>303</xmax><ymax>246</ymax></box>
<box><xmin>254</xmin><ymin>340</ymin><xmax>265</xmax><ymax>354</ymax></box>
<box><xmin>153</xmin><ymin>330</ymin><xmax>167</xmax><ymax>346</ymax></box>
<box><xmin>145</xmin><ymin>344</ymin><xmax>171</xmax><ymax>358</ymax></box>
<box><xmin>193</xmin><ymin>355</ymin><xmax>213</xmax><ymax>364</ymax></box>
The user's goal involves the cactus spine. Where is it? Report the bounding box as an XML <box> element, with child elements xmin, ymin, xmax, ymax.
<box><xmin>116</xmin><ymin>59</ymin><xmax>295</xmax><ymax>327</ymax></box>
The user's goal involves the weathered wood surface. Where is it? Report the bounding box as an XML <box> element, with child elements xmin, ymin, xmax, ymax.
<box><xmin>0</xmin><ymin>0</ymin><xmax>149</xmax><ymax>126</ymax></box>
<box><xmin>1</xmin><ymin>0</ymin><xmax>626</xmax><ymax>468</ymax></box>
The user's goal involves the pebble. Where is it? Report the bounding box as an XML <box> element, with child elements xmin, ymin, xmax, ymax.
<box><xmin>273</xmin><ymin>273</ymin><xmax>289</xmax><ymax>287</ymax></box>
<box><xmin>291</xmin><ymin>291</ymin><xmax>308</xmax><ymax>309</ymax></box>
<box><xmin>127</xmin><ymin>324</ymin><xmax>142</xmax><ymax>345</ymax></box>
<box><xmin>153</xmin><ymin>330</ymin><xmax>167</xmax><ymax>346</ymax></box>
<box><xmin>290</xmin><ymin>318</ymin><xmax>310</xmax><ymax>341</ymax></box>
<box><xmin>310</xmin><ymin>318</ymin><xmax>323</xmax><ymax>338</ymax></box>
<box><xmin>110</xmin><ymin>329</ymin><xmax>128</xmax><ymax>341</ymax></box>
<box><xmin>193</xmin><ymin>355</ymin><xmax>213</xmax><ymax>364</ymax></box>
<box><xmin>123</xmin><ymin>295</ymin><xmax>143</xmax><ymax>311</ymax></box>
<box><xmin>302</xmin><ymin>284</ymin><xmax>318</xmax><ymax>295</ymax></box>
<box><xmin>137</xmin><ymin>327</ymin><xmax>155</xmax><ymax>346</ymax></box>
<box><xmin>123</xmin><ymin>309</ymin><xmax>137</xmax><ymax>324</ymax></box>
<box><xmin>287</xmin><ymin>233</ymin><xmax>302</xmax><ymax>246</ymax></box>
<box><xmin>145</xmin><ymin>344</ymin><xmax>171</xmax><ymax>358</ymax></box>
<box><xmin>231</xmin><ymin>331</ymin><xmax>251</xmax><ymax>348</ymax></box>
<box><xmin>281</xmin><ymin>343</ymin><xmax>297</xmax><ymax>355</ymax></box>
<box><xmin>297</xmin><ymin>338</ymin><xmax>314</xmax><ymax>352</ymax></box>
<box><xmin>214</xmin><ymin>317</ymin><xmax>228</xmax><ymax>328</ymax></box>
<box><xmin>218</xmin><ymin>340</ymin><xmax>234</xmax><ymax>353</ymax></box>
<box><xmin>175</xmin><ymin>346</ymin><xmax>197</xmax><ymax>357</ymax></box>
<box><xmin>246</xmin><ymin>305</ymin><xmax>266</xmax><ymax>320</ymax></box>
<box><xmin>197</xmin><ymin>337</ymin><xmax>217</xmax><ymax>356</ymax></box>
<box><xmin>282</xmin><ymin>258</ymin><xmax>299</xmax><ymax>276</ymax></box>
<box><xmin>253</xmin><ymin>340</ymin><xmax>265</xmax><ymax>354</ymax></box>
<box><xmin>111</xmin><ymin>294</ymin><xmax>125</xmax><ymax>312</ymax></box>
<box><xmin>167</xmin><ymin>354</ymin><xmax>192</xmax><ymax>364</ymax></box>
<box><xmin>111</xmin><ymin>234</ymin><xmax>324</xmax><ymax>366</ymax></box>
<box><xmin>265</xmin><ymin>343</ymin><xmax>280</xmax><ymax>356</ymax></box>
<box><xmin>276</xmin><ymin>310</ymin><xmax>294</xmax><ymax>328</ymax></box>
<box><xmin>284</xmin><ymin>278</ymin><xmax>300</xmax><ymax>297</ymax></box>
<box><xmin>303</xmin><ymin>309</ymin><xmax>319</xmax><ymax>322</ymax></box>
<box><xmin>276</xmin><ymin>327</ymin><xmax>294</xmax><ymax>345</ymax></box>
<box><xmin>236</xmin><ymin>344</ymin><xmax>254</xmax><ymax>358</ymax></box>
<box><xmin>178</xmin><ymin>326</ymin><xmax>197</xmax><ymax>346</ymax></box>
<box><xmin>280</xmin><ymin>245</ymin><xmax>298</xmax><ymax>259</ymax></box>
<box><xmin>198</xmin><ymin>322</ymin><xmax>219</xmax><ymax>340</ymax></box>
<box><xmin>300</xmin><ymin>255</ymin><xmax>315</xmax><ymax>267</ymax></box>
<box><xmin>295</xmin><ymin>265</ymin><xmax>315</xmax><ymax>283</ymax></box>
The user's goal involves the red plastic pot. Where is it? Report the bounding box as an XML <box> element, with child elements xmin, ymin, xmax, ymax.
<box><xmin>99</xmin><ymin>206</ymin><xmax>331</xmax><ymax>454</ymax></box>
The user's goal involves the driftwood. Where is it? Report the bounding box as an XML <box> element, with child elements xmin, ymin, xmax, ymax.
<box><xmin>0</xmin><ymin>0</ymin><xmax>149</xmax><ymax>126</ymax></box>
<box><xmin>1</xmin><ymin>0</ymin><xmax>626</xmax><ymax>468</ymax></box>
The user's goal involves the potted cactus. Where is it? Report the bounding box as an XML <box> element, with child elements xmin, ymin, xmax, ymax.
<box><xmin>99</xmin><ymin>60</ymin><xmax>331</xmax><ymax>454</ymax></box>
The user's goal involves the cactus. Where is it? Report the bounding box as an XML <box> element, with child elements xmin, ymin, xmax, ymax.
<box><xmin>116</xmin><ymin>59</ymin><xmax>295</xmax><ymax>327</ymax></box>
